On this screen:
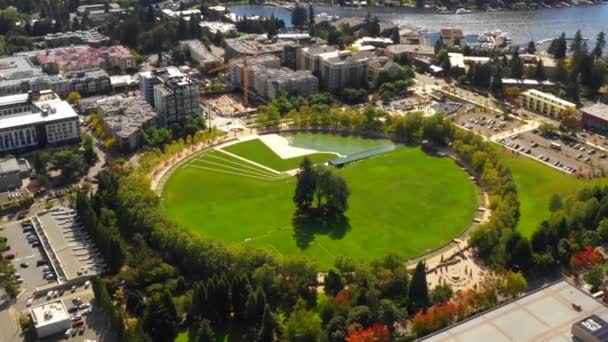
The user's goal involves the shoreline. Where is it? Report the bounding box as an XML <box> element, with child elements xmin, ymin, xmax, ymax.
<box><xmin>229</xmin><ymin>1</ymin><xmax>607</xmax><ymax>14</ymax></box>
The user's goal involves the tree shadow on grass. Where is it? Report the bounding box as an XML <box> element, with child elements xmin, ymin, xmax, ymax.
<box><xmin>292</xmin><ymin>209</ymin><xmax>351</xmax><ymax>250</ymax></box>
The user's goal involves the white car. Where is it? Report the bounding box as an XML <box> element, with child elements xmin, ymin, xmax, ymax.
<box><xmin>84</xmin><ymin>280</ymin><xmax>91</xmax><ymax>289</ymax></box>
<box><xmin>26</xmin><ymin>297</ymin><xmax>34</xmax><ymax>306</ymax></box>
<box><xmin>46</xmin><ymin>291</ymin><xmax>53</xmax><ymax>300</ymax></box>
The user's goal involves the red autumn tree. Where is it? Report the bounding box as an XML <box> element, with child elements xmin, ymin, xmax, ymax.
<box><xmin>334</xmin><ymin>288</ymin><xmax>351</xmax><ymax>306</ymax></box>
<box><xmin>570</xmin><ymin>246</ymin><xmax>603</xmax><ymax>269</ymax></box>
<box><xmin>347</xmin><ymin>323</ymin><xmax>390</xmax><ymax>342</ymax></box>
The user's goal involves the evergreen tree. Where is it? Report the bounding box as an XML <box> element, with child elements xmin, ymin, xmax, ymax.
<box><xmin>142</xmin><ymin>291</ymin><xmax>179</xmax><ymax>342</ymax></box>
<box><xmin>593</xmin><ymin>32</ymin><xmax>606</xmax><ymax>58</ymax></box>
<box><xmin>308</xmin><ymin>4</ymin><xmax>314</xmax><ymax>26</ymax></box>
<box><xmin>548</xmin><ymin>32</ymin><xmax>567</xmax><ymax>59</ymax></box>
<box><xmin>324</xmin><ymin>269</ymin><xmax>344</xmax><ymax>296</ymax></box>
<box><xmin>257</xmin><ymin>305</ymin><xmax>275</xmax><ymax>342</ymax></box>
<box><xmin>527</xmin><ymin>40</ymin><xmax>536</xmax><ymax>54</ymax></box>
<box><xmin>408</xmin><ymin>261</ymin><xmax>429</xmax><ymax>313</ymax></box>
<box><xmin>231</xmin><ymin>274</ymin><xmax>250</xmax><ymax>320</ymax></box>
<box><xmin>534</xmin><ymin>59</ymin><xmax>547</xmax><ymax>81</ymax></box>
<box><xmin>291</xmin><ymin>4</ymin><xmax>308</xmax><ymax>28</ymax></box>
<box><xmin>570</xmin><ymin>30</ymin><xmax>584</xmax><ymax>52</ymax></box>
<box><xmin>509</xmin><ymin>50</ymin><xmax>524</xmax><ymax>79</ymax></box>
<box><xmin>193</xmin><ymin>319</ymin><xmax>215</xmax><ymax>342</ymax></box>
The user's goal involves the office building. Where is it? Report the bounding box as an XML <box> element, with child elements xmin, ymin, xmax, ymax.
<box><xmin>0</xmin><ymin>158</ymin><xmax>22</xmax><ymax>192</ymax></box>
<box><xmin>29</xmin><ymin>300</ymin><xmax>71</xmax><ymax>338</ymax></box>
<box><xmin>41</xmin><ymin>29</ymin><xmax>110</xmax><ymax>48</ymax></box>
<box><xmin>229</xmin><ymin>55</ymin><xmax>281</xmax><ymax>89</ymax></box>
<box><xmin>139</xmin><ymin>67</ymin><xmax>200</xmax><ymax>123</ymax></box>
<box><xmin>97</xmin><ymin>96</ymin><xmax>159</xmax><ymax>151</ymax></box>
<box><xmin>0</xmin><ymin>90</ymin><xmax>80</xmax><ymax>152</ymax></box>
<box><xmin>250</xmin><ymin>66</ymin><xmax>318</xmax><ymax>100</ymax></box>
<box><xmin>521</xmin><ymin>89</ymin><xmax>576</xmax><ymax>118</ymax></box>
<box><xmin>581</xmin><ymin>103</ymin><xmax>608</xmax><ymax>131</ymax></box>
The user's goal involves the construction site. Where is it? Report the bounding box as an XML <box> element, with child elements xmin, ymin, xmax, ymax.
<box><xmin>202</xmin><ymin>92</ymin><xmax>255</xmax><ymax>118</ymax></box>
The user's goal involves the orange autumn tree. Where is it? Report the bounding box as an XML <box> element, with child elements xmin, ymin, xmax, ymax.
<box><xmin>411</xmin><ymin>301</ymin><xmax>459</xmax><ymax>336</ymax></box>
<box><xmin>570</xmin><ymin>246</ymin><xmax>603</xmax><ymax>270</ymax></box>
<box><xmin>346</xmin><ymin>323</ymin><xmax>390</xmax><ymax>342</ymax></box>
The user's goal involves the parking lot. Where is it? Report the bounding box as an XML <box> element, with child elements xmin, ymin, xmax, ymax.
<box><xmin>497</xmin><ymin>130</ymin><xmax>608</xmax><ymax>176</ymax></box>
<box><xmin>22</xmin><ymin>286</ymin><xmax>116</xmax><ymax>342</ymax></box>
<box><xmin>37</xmin><ymin>207</ymin><xmax>105</xmax><ymax>281</ymax></box>
<box><xmin>1</xmin><ymin>219</ymin><xmax>55</xmax><ymax>289</ymax></box>
<box><xmin>456</xmin><ymin>112</ymin><xmax>525</xmax><ymax>137</ymax></box>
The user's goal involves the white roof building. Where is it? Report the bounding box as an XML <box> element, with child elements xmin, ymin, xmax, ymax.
<box><xmin>199</xmin><ymin>21</ymin><xmax>236</xmax><ymax>33</ymax></box>
<box><xmin>29</xmin><ymin>300</ymin><xmax>71</xmax><ymax>338</ymax></box>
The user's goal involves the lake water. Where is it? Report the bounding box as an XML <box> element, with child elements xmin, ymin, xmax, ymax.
<box><xmin>228</xmin><ymin>4</ymin><xmax>608</xmax><ymax>45</ymax></box>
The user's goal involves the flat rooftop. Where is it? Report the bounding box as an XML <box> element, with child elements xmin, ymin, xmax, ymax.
<box><xmin>0</xmin><ymin>96</ymin><xmax>78</xmax><ymax>130</ymax></box>
<box><xmin>422</xmin><ymin>280</ymin><xmax>608</xmax><ymax>342</ymax></box>
<box><xmin>29</xmin><ymin>299</ymin><xmax>70</xmax><ymax>328</ymax></box>
<box><xmin>37</xmin><ymin>210</ymin><xmax>102</xmax><ymax>280</ymax></box>
<box><xmin>581</xmin><ymin>103</ymin><xmax>608</xmax><ymax>121</ymax></box>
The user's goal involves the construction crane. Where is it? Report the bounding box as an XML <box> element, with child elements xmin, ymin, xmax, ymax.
<box><xmin>206</xmin><ymin>54</ymin><xmax>254</xmax><ymax>107</ymax></box>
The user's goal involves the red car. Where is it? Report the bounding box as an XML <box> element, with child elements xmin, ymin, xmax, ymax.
<box><xmin>71</xmin><ymin>320</ymin><xmax>84</xmax><ymax>328</ymax></box>
<box><xmin>3</xmin><ymin>253</ymin><xmax>15</xmax><ymax>260</ymax></box>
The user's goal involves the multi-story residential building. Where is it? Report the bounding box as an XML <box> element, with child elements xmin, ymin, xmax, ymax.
<box><xmin>384</xmin><ymin>44</ymin><xmax>435</xmax><ymax>61</ymax></box>
<box><xmin>179</xmin><ymin>40</ymin><xmax>223</xmax><ymax>68</ymax></box>
<box><xmin>298</xmin><ymin>46</ymin><xmax>370</xmax><ymax>91</ymax></box>
<box><xmin>139</xmin><ymin>67</ymin><xmax>183</xmax><ymax>107</ymax></box>
<box><xmin>41</xmin><ymin>29</ymin><xmax>110</xmax><ymax>48</ymax></box>
<box><xmin>75</xmin><ymin>4</ymin><xmax>126</xmax><ymax>25</ymax></box>
<box><xmin>229</xmin><ymin>55</ymin><xmax>282</xmax><ymax>89</ymax></box>
<box><xmin>25</xmin><ymin>45</ymin><xmax>136</xmax><ymax>73</ymax></box>
<box><xmin>224</xmin><ymin>34</ymin><xmax>295</xmax><ymax>60</ymax></box>
<box><xmin>521</xmin><ymin>89</ymin><xmax>576</xmax><ymax>118</ymax></box>
<box><xmin>154</xmin><ymin>77</ymin><xmax>200</xmax><ymax>124</ymax></box>
<box><xmin>0</xmin><ymin>90</ymin><xmax>80</xmax><ymax>152</ymax></box>
<box><xmin>250</xmin><ymin>66</ymin><xmax>318</xmax><ymax>100</ymax></box>
<box><xmin>319</xmin><ymin>51</ymin><xmax>370</xmax><ymax>92</ymax></box>
<box><xmin>97</xmin><ymin>96</ymin><xmax>159</xmax><ymax>151</ymax></box>
<box><xmin>140</xmin><ymin>67</ymin><xmax>200</xmax><ymax>124</ymax></box>
<box><xmin>297</xmin><ymin>46</ymin><xmax>337</xmax><ymax>75</ymax></box>
<box><xmin>440</xmin><ymin>28</ymin><xmax>466</xmax><ymax>48</ymax></box>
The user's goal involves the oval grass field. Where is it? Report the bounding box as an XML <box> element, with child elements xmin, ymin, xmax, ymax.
<box><xmin>161</xmin><ymin>135</ymin><xmax>478</xmax><ymax>269</ymax></box>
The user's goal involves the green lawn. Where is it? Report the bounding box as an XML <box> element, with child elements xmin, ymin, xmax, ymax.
<box><xmin>162</xmin><ymin>144</ymin><xmax>478</xmax><ymax>269</ymax></box>
<box><xmin>221</xmin><ymin>139</ymin><xmax>338</xmax><ymax>171</ymax></box>
<box><xmin>501</xmin><ymin>150</ymin><xmax>599</xmax><ymax>237</ymax></box>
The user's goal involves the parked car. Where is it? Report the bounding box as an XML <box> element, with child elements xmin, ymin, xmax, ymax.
<box><xmin>26</xmin><ymin>297</ymin><xmax>34</xmax><ymax>306</ymax></box>
<box><xmin>64</xmin><ymin>328</ymin><xmax>73</xmax><ymax>338</ymax></box>
<box><xmin>20</xmin><ymin>262</ymin><xmax>29</xmax><ymax>268</ymax></box>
